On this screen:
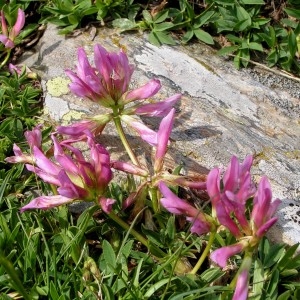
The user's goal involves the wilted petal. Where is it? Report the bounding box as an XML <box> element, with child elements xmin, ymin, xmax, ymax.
<box><xmin>232</xmin><ymin>270</ymin><xmax>249</xmax><ymax>300</ymax></box>
<box><xmin>20</xmin><ymin>195</ymin><xmax>73</xmax><ymax>212</ymax></box>
<box><xmin>123</xmin><ymin>79</ymin><xmax>161</xmax><ymax>104</ymax></box>
<box><xmin>210</xmin><ymin>243</ymin><xmax>244</xmax><ymax>268</ymax></box>
<box><xmin>99</xmin><ymin>197</ymin><xmax>116</xmax><ymax>214</ymax></box>
<box><xmin>135</xmin><ymin>93</ymin><xmax>181</xmax><ymax>117</ymax></box>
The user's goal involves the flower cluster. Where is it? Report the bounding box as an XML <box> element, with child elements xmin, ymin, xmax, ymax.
<box><xmin>6</xmin><ymin>128</ymin><xmax>114</xmax><ymax>213</ymax></box>
<box><xmin>160</xmin><ymin>155</ymin><xmax>281</xmax><ymax>299</ymax></box>
<box><xmin>58</xmin><ymin>44</ymin><xmax>181</xmax><ymax>139</ymax></box>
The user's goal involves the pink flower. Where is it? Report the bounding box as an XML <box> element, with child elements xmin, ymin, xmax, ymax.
<box><xmin>251</xmin><ymin>176</ymin><xmax>281</xmax><ymax>238</ymax></box>
<box><xmin>159</xmin><ymin>182</ymin><xmax>211</xmax><ymax>235</ymax></box>
<box><xmin>154</xmin><ymin>108</ymin><xmax>175</xmax><ymax>172</ymax></box>
<box><xmin>121</xmin><ymin>115</ymin><xmax>158</xmax><ymax>146</ymax></box>
<box><xmin>111</xmin><ymin>160</ymin><xmax>149</xmax><ymax>177</ymax></box>
<box><xmin>7</xmin><ymin>131</ymin><xmax>113</xmax><ymax>212</ymax></box>
<box><xmin>66</xmin><ymin>45</ymin><xmax>162</xmax><ymax>108</ymax></box>
<box><xmin>122</xmin><ymin>79</ymin><xmax>161</xmax><ymax>104</ymax></box>
<box><xmin>206</xmin><ymin>156</ymin><xmax>256</xmax><ymax>237</ymax></box>
<box><xmin>0</xmin><ymin>8</ymin><xmax>25</xmax><ymax>48</ymax></box>
<box><xmin>210</xmin><ymin>242</ymin><xmax>245</xmax><ymax>268</ymax></box>
<box><xmin>56</xmin><ymin>115</ymin><xmax>112</xmax><ymax>139</ymax></box>
<box><xmin>5</xmin><ymin>125</ymin><xmax>42</xmax><ymax>164</ymax></box>
<box><xmin>134</xmin><ymin>94</ymin><xmax>181</xmax><ymax>117</ymax></box>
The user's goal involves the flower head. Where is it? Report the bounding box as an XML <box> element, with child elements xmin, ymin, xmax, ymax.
<box><xmin>206</xmin><ymin>155</ymin><xmax>256</xmax><ymax>237</ymax></box>
<box><xmin>159</xmin><ymin>182</ymin><xmax>212</xmax><ymax>235</ymax></box>
<box><xmin>251</xmin><ymin>176</ymin><xmax>281</xmax><ymax>238</ymax></box>
<box><xmin>7</xmin><ymin>130</ymin><xmax>113</xmax><ymax>212</ymax></box>
<box><xmin>0</xmin><ymin>8</ymin><xmax>25</xmax><ymax>49</ymax></box>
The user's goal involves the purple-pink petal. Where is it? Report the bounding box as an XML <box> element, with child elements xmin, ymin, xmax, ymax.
<box><xmin>20</xmin><ymin>195</ymin><xmax>73</xmax><ymax>212</ymax></box>
<box><xmin>155</xmin><ymin>108</ymin><xmax>175</xmax><ymax>162</ymax></box>
<box><xmin>10</xmin><ymin>8</ymin><xmax>25</xmax><ymax>39</ymax></box>
<box><xmin>99</xmin><ymin>197</ymin><xmax>116</xmax><ymax>214</ymax></box>
<box><xmin>210</xmin><ymin>243</ymin><xmax>244</xmax><ymax>268</ymax></box>
<box><xmin>232</xmin><ymin>270</ymin><xmax>249</xmax><ymax>300</ymax></box>
<box><xmin>124</xmin><ymin>79</ymin><xmax>161</xmax><ymax>103</ymax></box>
<box><xmin>135</xmin><ymin>93</ymin><xmax>181</xmax><ymax>117</ymax></box>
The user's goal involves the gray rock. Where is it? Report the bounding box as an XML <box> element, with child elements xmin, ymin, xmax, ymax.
<box><xmin>21</xmin><ymin>25</ymin><xmax>300</xmax><ymax>245</ymax></box>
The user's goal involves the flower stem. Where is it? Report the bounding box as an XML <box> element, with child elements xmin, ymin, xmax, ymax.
<box><xmin>190</xmin><ymin>231</ymin><xmax>216</xmax><ymax>275</ymax></box>
<box><xmin>108</xmin><ymin>211</ymin><xmax>148</xmax><ymax>247</ymax></box>
<box><xmin>149</xmin><ymin>186</ymin><xmax>160</xmax><ymax>213</ymax></box>
<box><xmin>0</xmin><ymin>50</ymin><xmax>11</xmax><ymax>69</ymax></box>
<box><xmin>113</xmin><ymin>115</ymin><xmax>140</xmax><ymax>166</ymax></box>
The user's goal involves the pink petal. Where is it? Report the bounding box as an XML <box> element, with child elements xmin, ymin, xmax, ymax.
<box><xmin>124</xmin><ymin>79</ymin><xmax>161</xmax><ymax>103</ymax></box>
<box><xmin>121</xmin><ymin>115</ymin><xmax>158</xmax><ymax>146</ymax></box>
<box><xmin>20</xmin><ymin>195</ymin><xmax>73</xmax><ymax>212</ymax></box>
<box><xmin>135</xmin><ymin>93</ymin><xmax>181</xmax><ymax>117</ymax></box>
<box><xmin>111</xmin><ymin>160</ymin><xmax>148</xmax><ymax>176</ymax></box>
<box><xmin>155</xmin><ymin>108</ymin><xmax>175</xmax><ymax>161</ymax></box>
<box><xmin>99</xmin><ymin>197</ymin><xmax>116</xmax><ymax>214</ymax></box>
<box><xmin>10</xmin><ymin>8</ymin><xmax>25</xmax><ymax>39</ymax></box>
<box><xmin>210</xmin><ymin>243</ymin><xmax>244</xmax><ymax>268</ymax></box>
<box><xmin>0</xmin><ymin>34</ymin><xmax>14</xmax><ymax>48</ymax></box>
<box><xmin>206</xmin><ymin>168</ymin><xmax>221</xmax><ymax>204</ymax></box>
<box><xmin>233</xmin><ymin>270</ymin><xmax>249</xmax><ymax>300</ymax></box>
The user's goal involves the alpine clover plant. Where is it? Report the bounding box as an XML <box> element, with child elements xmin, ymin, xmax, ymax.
<box><xmin>6</xmin><ymin>44</ymin><xmax>282</xmax><ymax>299</ymax></box>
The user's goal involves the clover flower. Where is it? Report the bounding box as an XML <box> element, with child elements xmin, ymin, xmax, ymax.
<box><xmin>206</xmin><ymin>155</ymin><xmax>256</xmax><ymax>237</ymax></box>
<box><xmin>62</xmin><ymin>45</ymin><xmax>180</xmax><ymax>140</ymax></box>
<box><xmin>6</xmin><ymin>128</ymin><xmax>114</xmax><ymax>212</ymax></box>
<box><xmin>0</xmin><ymin>8</ymin><xmax>25</xmax><ymax>49</ymax></box>
<box><xmin>159</xmin><ymin>182</ymin><xmax>212</xmax><ymax>235</ymax></box>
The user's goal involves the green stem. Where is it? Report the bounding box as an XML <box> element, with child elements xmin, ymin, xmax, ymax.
<box><xmin>190</xmin><ymin>231</ymin><xmax>217</xmax><ymax>275</ymax></box>
<box><xmin>113</xmin><ymin>115</ymin><xmax>140</xmax><ymax>166</ymax></box>
<box><xmin>149</xmin><ymin>186</ymin><xmax>159</xmax><ymax>213</ymax></box>
<box><xmin>108</xmin><ymin>211</ymin><xmax>148</xmax><ymax>247</ymax></box>
<box><xmin>0</xmin><ymin>50</ymin><xmax>11</xmax><ymax>69</ymax></box>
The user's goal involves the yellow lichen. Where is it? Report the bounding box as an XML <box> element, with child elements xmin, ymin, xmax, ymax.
<box><xmin>46</xmin><ymin>77</ymin><xmax>71</xmax><ymax>97</ymax></box>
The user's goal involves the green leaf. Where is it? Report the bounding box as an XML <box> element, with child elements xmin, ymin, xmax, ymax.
<box><xmin>152</xmin><ymin>31</ymin><xmax>176</xmax><ymax>45</ymax></box>
<box><xmin>102</xmin><ymin>240</ymin><xmax>116</xmax><ymax>272</ymax></box>
<box><xmin>252</xmin><ymin>259</ymin><xmax>264</xmax><ymax>299</ymax></box>
<box><xmin>284</xmin><ymin>8</ymin><xmax>300</xmax><ymax>19</ymax></box>
<box><xmin>112</xmin><ymin>18</ymin><xmax>137</xmax><ymax>31</ymax></box>
<box><xmin>194</xmin><ymin>10</ymin><xmax>215</xmax><ymax>28</ymax></box>
<box><xmin>148</xmin><ymin>31</ymin><xmax>161</xmax><ymax>46</ymax></box>
<box><xmin>154</xmin><ymin>22</ymin><xmax>174</xmax><ymax>32</ymax></box>
<box><xmin>182</xmin><ymin>29</ymin><xmax>194</xmax><ymax>44</ymax></box>
<box><xmin>240</xmin><ymin>0</ymin><xmax>265</xmax><ymax>4</ymax></box>
<box><xmin>142</xmin><ymin>10</ymin><xmax>153</xmax><ymax>23</ymax></box>
<box><xmin>277</xmin><ymin>290</ymin><xmax>291</xmax><ymax>300</ymax></box>
<box><xmin>153</xmin><ymin>10</ymin><xmax>169</xmax><ymax>23</ymax></box>
<box><xmin>194</xmin><ymin>29</ymin><xmax>214</xmax><ymax>45</ymax></box>
<box><xmin>248</xmin><ymin>42</ymin><xmax>263</xmax><ymax>51</ymax></box>
<box><xmin>144</xmin><ymin>277</ymin><xmax>176</xmax><ymax>298</ymax></box>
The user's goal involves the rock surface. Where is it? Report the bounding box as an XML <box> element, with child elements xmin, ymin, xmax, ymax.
<box><xmin>21</xmin><ymin>24</ymin><xmax>300</xmax><ymax>245</ymax></box>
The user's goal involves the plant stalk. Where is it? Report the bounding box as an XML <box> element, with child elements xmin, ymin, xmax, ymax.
<box><xmin>190</xmin><ymin>231</ymin><xmax>216</xmax><ymax>275</ymax></box>
<box><xmin>113</xmin><ymin>115</ymin><xmax>140</xmax><ymax>166</ymax></box>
